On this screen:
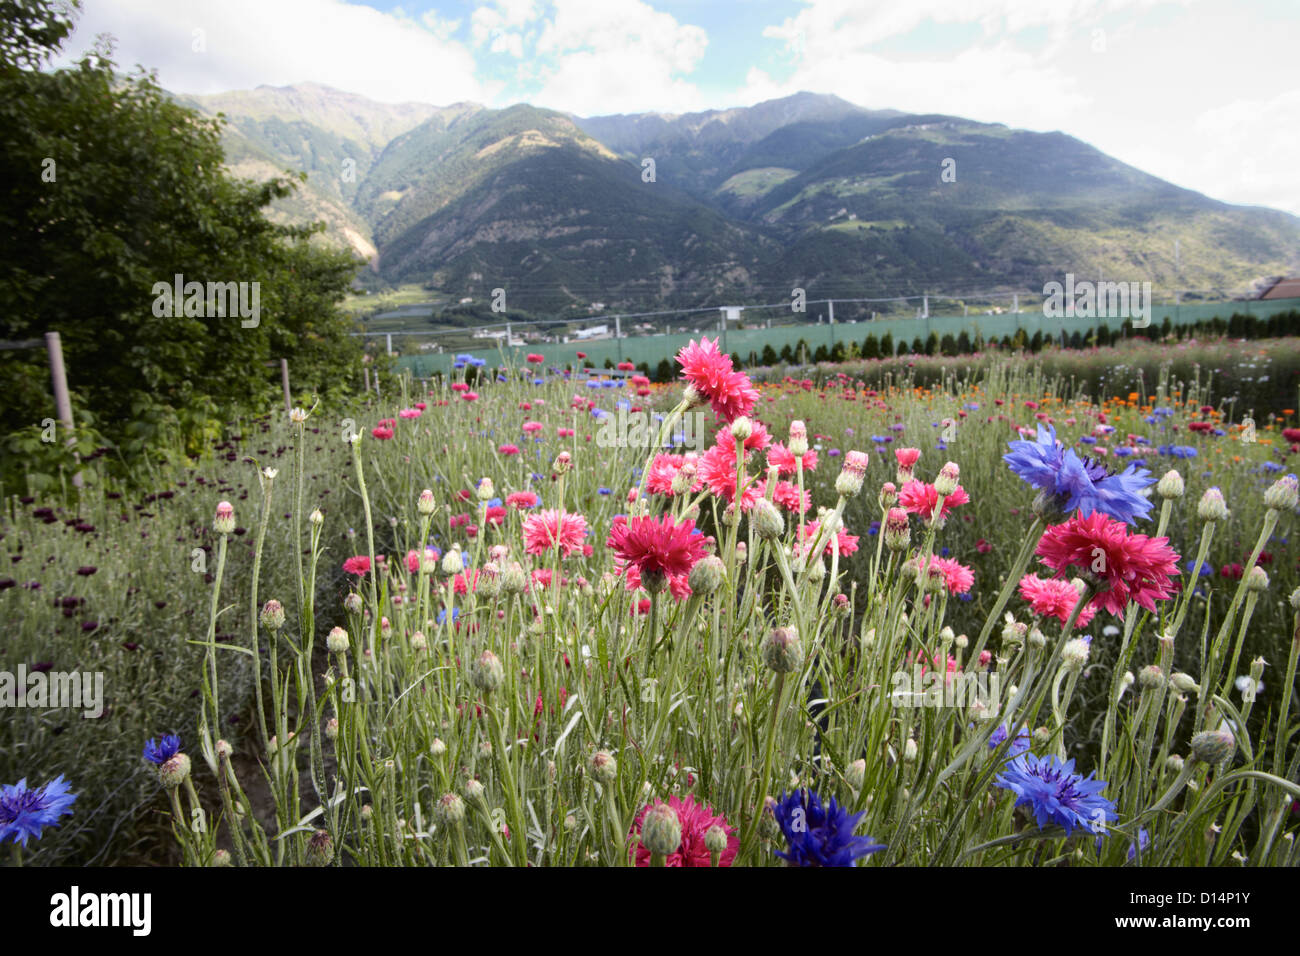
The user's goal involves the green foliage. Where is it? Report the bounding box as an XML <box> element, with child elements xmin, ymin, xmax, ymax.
<box><xmin>0</xmin><ymin>9</ymin><xmax>364</xmax><ymax>487</ymax></box>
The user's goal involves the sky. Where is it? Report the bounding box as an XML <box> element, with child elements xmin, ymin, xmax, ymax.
<box><xmin>54</xmin><ymin>0</ymin><xmax>1300</xmax><ymax>216</ymax></box>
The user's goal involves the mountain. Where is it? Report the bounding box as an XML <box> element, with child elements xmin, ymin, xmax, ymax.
<box><xmin>179</xmin><ymin>83</ymin><xmax>1300</xmax><ymax>311</ymax></box>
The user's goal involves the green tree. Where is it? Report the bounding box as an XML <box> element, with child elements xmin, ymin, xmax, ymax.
<box><xmin>760</xmin><ymin>343</ymin><xmax>778</xmax><ymax>366</ymax></box>
<box><xmin>829</xmin><ymin>341</ymin><xmax>846</xmax><ymax>363</ymax></box>
<box><xmin>956</xmin><ymin>331</ymin><xmax>972</xmax><ymax>354</ymax></box>
<box><xmin>924</xmin><ymin>333</ymin><xmax>939</xmax><ymax>356</ymax></box>
<box><xmin>862</xmin><ymin>334</ymin><xmax>880</xmax><ymax>359</ymax></box>
<box><xmin>879</xmin><ymin>332</ymin><xmax>894</xmax><ymax>357</ymax></box>
<box><xmin>939</xmin><ymin>333</ymin><xmax>957</xmax><ymax>356</ymax></box>
<box><xmin>654</xmin><ymin>358</ymin><xmax>673</xmax><ymax>382</ymax></box>
<box><xmin>779</xmin><ymin>343</ymin><xmax>794</xmax><ymax>363</ymax></box>
<box><xmin>0</xmin><ymin>5</ymin><xmax>364</xmax><ymax>474</ymax></box>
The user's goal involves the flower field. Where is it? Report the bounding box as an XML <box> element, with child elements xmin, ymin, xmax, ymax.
<box><xmin>4</xmin><ymin>341</ymin><xmax>1300</xmax><ymax>867</ymax></box>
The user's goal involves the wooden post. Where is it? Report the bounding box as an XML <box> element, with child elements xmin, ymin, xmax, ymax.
<box><xmin>45</xmin><ymin>332</ymin><xmax>83</xmax><ymax>488</ymax></box>
<box><xmin>280</xmin><ymin>358</ymin><xmax>291</xmax><ymax>413</ymax></box>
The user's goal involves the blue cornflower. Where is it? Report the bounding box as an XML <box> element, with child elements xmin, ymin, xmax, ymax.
<box><xmin>772</xmin><ymin>790</ymin><xmax>885</xmax><ymax>867</ymax></box>
<box><xmin>453</xmin><ymin>361</ymin><xmax>466</xmax><ymax>370</ymax></box>
<box><xmin>468</xmin><ymin>357</ymin><xmax>487</xmax><ymax>368</ymax></box>
<box><xmin>1004</xmin><ymin>424</ymin><xmax>1153</xmax><ymax>524</ymax></box>
<box><xmin>532</xmin><ymin>379</ymin><xmax>544</xmax><ymax>386</ymax></box>
<box><xmin>597</xmin><ymin>487</ymin><xmax>611</xmax><ymax>496</ymax></box>
<box><xmin>143</xmin><ymin>734</ymin><xmax>181</xmax><ymax>765</ymax></box>
<box><xmin>988</xmin><ymin>724</ymin><xmax>1031</xmax><ymax>759</ymax></box>
<box><xmin>1095</xmin><ymin>826</ymin><xmax>1150</xmax><ymax>861</ymax></box>
<box><xmin>436</xmin><ymin>607</ymin><xmax>460</xmax><ymax>625</ymax></box>
<box><xmin>994</xmin><ymin>753</ymin><xmax>1117</xmax><ymax>836</ymax></box>
<box><xmin>1079</xmin><ymin>435</ymin><xmax>1097</xmax><ymax>444</ymax></box>
<box><xmin>0</xmin><ymin>775</ymin><xmax>77</xmax><ymax>847</ymax></box>
<box><xmin>1184</xmin><ymin>558</ymin><xmax>1212</xmax><ymax>578</ymax></box>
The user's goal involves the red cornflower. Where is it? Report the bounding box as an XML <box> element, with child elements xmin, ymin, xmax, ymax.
<box><xmin>606</xmin><ymin>514</ymin><xmax>708</xmax><ymax>583</ymax></box>
<box><xmin>1036</xmin><ymin>512</ymin><xmax>1180</xmax><ymax>616</ymax></box>
<box><xmin>371</xmin><ymin>426</ymin><xmax>394</xmax><ymax>440</ymax></box>
<box><xmin>630</xmin><ymin>795</ymin><xmax>738</xmax><ymax>867</ymax></box>
<box><xmin>895</xmin><ymin>447</ymin><xmax>921</xmax><ymax>469</ymax></box>
<box><xmin>526</xmin><ymin>353</ymin><xmax>545</xmax><ymax>364</ymax></box>
<box><xmin>1018</xmin><ymin>574</ymin><xmax>1096</xmax><ymax>628</ymax></box>
<box><xmin>675</xmin><ymin>337</ymin><xmax>758</xmax><ymax>424</ymax></box>
<box><xmin>505</xmin><ymin>491</ymin><xmax>540</xmax><ymax>510</ymax></box>
<box><xmin>342</xmin><ymin>556</ymin><xmax>371</xmax><ymax>576</ymax></box>
<box><xmin>522</xmin><ymin>509</ymin><xmax>589</xmax><ymax>558</ymax></box>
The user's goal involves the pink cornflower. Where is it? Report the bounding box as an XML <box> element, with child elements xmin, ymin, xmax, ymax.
<box><xmin>505</xmin><ymin>491</ymin><xmax>539</xmax><ymax>510</ymax></box>
<box><xmin>606</xmin><ymin>514</ymin><xmax>708</xmax><ymax>586</ymax></box>
<box><xmin>630</xmin><ymin>795</ymin><xmax>738</xmax><ymax>867</ymax></box>
<box><xmin>619</xmin><ymin>560</ymin><xmax>692</xmax><ymax>601</ymax></box>
<box><xmin>557</xmin><ymin>427</ymin><xmax>575</xmax><ymax>437</ymax></box>
<box><xmin>498</xmin><ymin>444</ymin><xmax>520</xmax><ymax>456</ymax></box>
<box><xmin>1035</xmin><ymin>512</ymin><xmax>1180</xmax><ymax>617</ymax></box>
<box><xmin>917</xmin><ymin>555</ymin><xmax>974</xmax><ymax>594</ymax></box>
<box><xmin>771</xmin><ymin>480</ymin><xmax>810</xmax><ymax>514</ymax></box>
<box><xmin>521</xmin><ymin>421</ymin><xmax>543</xmax><ymax>433</ymax></box>
<box><xmin>462</xmin><ymin>392</ymin><xmax>478</xmax><ymax>402</ymax></box>
<box><xmin>766</xmin><ymin>442</ymin><xmax>818</xmax><ymax>476</ymax></box>
<box><xmin>371</xmin><ymin>426</ymin><xmax>394</xmax><ymax>440</ymax></box>
<box><xmin>342</xmin><ymin>556</ymin><xmax>371</xmax><ymax>576</ymax></box>
<box><xmin>451</xmin><ymin>382</ymin><xmax>468</xmax><ymax>392</ymax></box>
<box><xmin>399</xmin><ymin>408</ymin><xmax>421</xmax><ymax>419</ymax></box>
<box><xmin>522</xmin><ymin>509</ymin><xmax>589</xmax><ymax>558</ymax></box>
<box><xmin>798</xmin><ymin>521</ymin><xmax>860</xmax><ymax>557</ymax></box>
<box><xmin>675</xmin><ymin>337</ymin><xmax>758</xmax><ymax>424</ymax></box>
<box><xmin>697</xmin><ymin>441</ymin><xmax>763</xmax><ymax>510</ymax></box>
<box><xmin>898</xmin><ymin>479</ymin><xmax>970</xmax><ymax>522</ymax></box>
<box><xmin>1018</xmin><ymin>574</ymin><xmax>1096</xmax><ymax>628</ymax></box>
<box><xmin>526</xmin><ymin>353</ymin><xmax>545</xmax><ymax>364</ymax></box>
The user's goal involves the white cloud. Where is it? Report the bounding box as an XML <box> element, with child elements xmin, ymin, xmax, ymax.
<box><xmin>529</xmin><ymin>0</ymin><xmax>709</xmax><ymax>114</ymax></box>
<box><xmin>56</xmin><ymin>0</ymin><xmax>490</xmax><ymax>105</ymax></box>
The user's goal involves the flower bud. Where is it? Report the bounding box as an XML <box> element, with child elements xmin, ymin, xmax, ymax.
<box><xmin>259</xmin><ymin>599</ymin><xmax>285</xmax><ymax>631</ymax></box>
<box><xmin>216</xmin><ymin>739</ymin><xmax>233</xmax><ymax>760</ymax></box>
<box><xmin>477</xmin><ymin>478</ymin><xmax>495</xmax><ymax>501</ymax></box>
<box><xmin>326</xmin><ymin>627</ymin><xmax>349</xmax><ymax>654</ymax></box>
<box><xmin>343</xmin><ymin>592</ymin><xmax>363</xmax><ymax>614</ymax></box>
<box><xmin>750</xmin><ymin>498</ymin><xmax>784</xmax><ymax>541</ymax></box>
<box><xmin>883</xmin><ymin>507</ymin><xmax>910</xmax><ymax>552</ymax></box>
<box><xmin>1138</xmin><ymin>664</ymin><xmax>1165</xmax><ymax>690</ymax></box>
<box><xmin>846</xmin><ymin>758</ymin><xmax>866</xmax><ymax>791</ymax></box>
<box><xmin>410</xmin><ymin>630</ymin><xmax>428</xmax><ymax>653</ymax></box>
<box><xmin>761</xmin><ymin>626</ymin><xmax>803</xmax><ymax>673</ymax></box>
<box><xmin>640</xmin><ymin>802</ymin><xmax>682</xmax><ymax>857</ymax></box>
<box><xmin>1031</xmin><ymin>726</ymin><xmax>1052</xmax><ymax>749</ymax></box>
<box><xmin>835</xmin><ymin>450</ymin><xmax>870</xmax><ymax>497</ymax></box>
<box><xmin>1246</xmin><ymin>566</ymin><xmax>1269</xmax><ymax>592</ymax></box>
<box><xmin>442</xmin><ymin>546</ymin><xmax>464</xmax><ymax>575</ymax></box>
<box><xmin>211</xmin><ymin>849</ymin><xmax>232</xmax><ymax>867</ymax></box>
<box><xmin>325</xmin><ymin>717</ymin><xmax>339</xmax><ymax>740</ymax></box>
<box><xmin>158</xmin><ymin>752</ymin><xmax>192</xmax><ymax>788</ymax></box>
<box><xmin>1197</xmin><ymin>487</ymin><xmax>1229</xmax><ymax>522</ymax></box>
<box><xmin>1166</xmin><ymin>754</ymin><xmax>1185</xmax><ymax>775</ymax></box>
<box><xmin>554</xmin><ymin>450</ymin><xmax>572</xmax><ymax>474</ymax></box>
<box><xmin>934</xmin><ymin>461</ymin><xmax>960</xmax><ymax>497</ymax></box>
<box><xmin>213</xmin><ymin>501</ymin><xmax>235</xmax><ymax>535</ymax></box>
<box><xmin>470</xmin><ymin>650</ymin><xmax>504</xmax><ymax>693</ymax></box>
<box><xmin>436</xmin><ymin>792</ymin><xmax>466</xmax><ymax>827</ymax></box>
<box><xmin>1156</xmin><ymin>469</ymin><xmax>1185</xmax><ymax>499</ymax></box>
<box><xmin>1170</xmin><ymin>672</ymin><xmax>1199</xmax><ymax>694</ymax></box>
<box><xmin>730</xmin><ymin>417</ymin><xmax>753</xmax><ymax>441</ymax></box>
<box><xmin>430</xmin><ymin>738</ymin><xmax>446</xmax><ymax>757</ymax></box>
<box><xmin>1190</xmin><ymin>728</ymin><xmax>1235</xmax><ymax>765</ymax></box>
<box><xmin>1062</xmin><ymin>638</ymin><xmax>1091</xmax><ymax>671</ymax></box>
<box><xmin>309</xmin><ymin>508</ymin><xmax>325</xmax><ymax>526</ymax></box>
<box><xmin>590</xmin><ymin>750</ymin><xmax>618</xmax><ymax>785</ymax></box>
<box><xmin>788</xmin><ymin>421</ymin><xmax>808</xmax><ymax>458</ymax></box>
<box><xmin>502</xmin><ymin>562</ymin><xmax>528</xmax><ymax>595</ymax></box>
<box><xmin>1290</xmin><ymin>586</ymin><xmax>1300</xmax><ymax>611</ymax></box>
<box><xmin>903</xmin><ymin>738</ymin><xmax>918</xmax><ymax>762</ymax></box>
<box><xmin>1263</xmin><ymin>473</ymin><xmax>1299</xmax><ymax>512</ymax></box>
<box><xmin>688</xmin><ymin>555</ymin><xmax>726</xmax><ymax>596</ymax></box>
<box><xmin>465</xmin><ymin>779</ymin><xmax>485</xmax><ymax>801</ymax></box>
<box><xmin>417</xmin><ymin>489</ymin><xmax>436</xmax><ymax>514</ymax></box>
<box><xmin>306</xmin><ymin>829</ymin><xmax>333</xmax><ymax>866</ymax></box>
<box><xmin>704</xmin><ymin>824</ymin><xmax>729</xmax><ymax>865</ymax></box>
<box><xmin>878</xmin><ymin>481</ymin><xmax>898</xmax><ymax>509</ymax></box>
